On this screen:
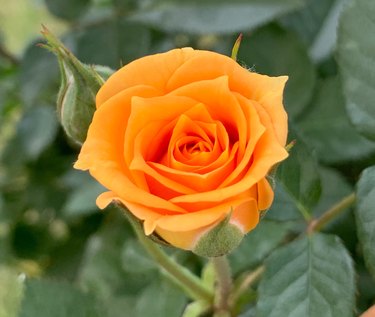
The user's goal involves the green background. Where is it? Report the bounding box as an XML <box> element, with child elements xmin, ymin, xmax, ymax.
<box><xmin>1</xmin><ymin>0</ymin><xmax>375</xmax><ymax>316</ymax></box>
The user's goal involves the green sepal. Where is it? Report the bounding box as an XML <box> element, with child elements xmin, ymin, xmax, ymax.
<box><xmin>193</xmin><ymin>213</ymin><xmax>244</xmax><ymax>258</ymax></box>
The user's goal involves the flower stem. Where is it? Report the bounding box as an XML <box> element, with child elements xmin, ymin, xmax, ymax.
<box><xmin>212</xmin><ymin>256</ymin><xmax>233</xmax><ymax>315</ymax></box>
<box><xmin>125</xmin><ymin>212</ymin><xmax>213</xmax><ymax>302</ymax></box>
<box><xmin>308</xmin><ymin>193</ymin><xmax>356</xmax><ymax>233</ymax></box>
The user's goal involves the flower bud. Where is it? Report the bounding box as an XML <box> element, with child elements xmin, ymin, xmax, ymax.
<box><xmin>192</xmin><ymin>213</ymin><xmax>244</xmax><ymax>258</ymax></box>
<box><xmin>41</xmin><ymin>26</ymin><xmax>113</xmax><ymax>144</ymax></box>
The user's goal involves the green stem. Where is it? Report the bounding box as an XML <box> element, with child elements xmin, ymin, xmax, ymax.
<box><xmin>308</xmin><ymin>193</ymin><xmax>356</xmax><ymax>233</ymax></box>
<box><xmin>125</xmin><ymin>212</ymin><xmax>213</xmax><ymax>302</ymax></box>
<box><xmin>230</xmin><ymin>265</ymin><xmax>265</xmax><ymax>307</ymax></box>
<box><xmin>212</xmin><ymin>256</ymin><xmax>233</xmax><ymax>315</ymax></box>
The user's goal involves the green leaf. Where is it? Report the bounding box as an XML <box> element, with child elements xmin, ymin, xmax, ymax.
<box><xmin>20</xmin><ymin>42</ymin><xmax>59</xmax><ymax>109</ymax></box>
<box><xmin>121</xmin><ymin>238</ymin><xmax>156</xmax><ymax>274</ymax></box>
<box><xmin>78</xmin><ymin>210</ymin><xmax>153</xmax><ymax>300</ymax></box>
<box><xmin>62</xmin><ymin>172</ymin><xmax>105</xmax><ymax>217</ymax></box>
<box><xmin>297</xmin><ymin>77</ymin><xmax>375</xmax><ymax>163</ymax></box>
<box><xmin>280</xmin><ymin>0</ymin><xmax>335</xmax><ymax>45</ymax></box>
<box><xmin>129</xmin><ymin>0</ymin><xmax>305</xmax><ymax>35</ymax></box>
<box><xmin>337</xmin><ymin>0</ymin><xmax>375</xmax><ymax>141</ymax></box>
<box><xmin>182</xmin><ymin>300</ymin><xmax>210</xmax><ymax>317</ymax></box>
<box><xmin>356</xmin><ymin>166</ymin><xmax>375</xmax><ymax>279</ymax></box>
<box><xmin>0</xmin><ymin>267</ymin><xmax>24</xmax><ymax>317</ymax></box>
<box><xmin>18</xmin><ymin>279</ymin><xmax>103</xmax><ymax>317</ymax></box>
<box><xmin>230</xmin><ymin>221</ymin><xmax>290</xmax><ymax>274</ymax></box>
<box><xmin>257</xmin><ymin>233</ymin><xmax>355</xmax><ymax>317</ymax></box>
<box><xmin>280</xmin><ymin>0</ymin><xmax>349</xmax><ymax>61</ymax></box>
<box><xmin>238</xmin><ymin>25</ymin><xmax>316</xmax><ymax>120</ymax></box>
<box><xmin>3</xmin><ymin>106</ymin><xmax>59</xmax><ymax>162</ymax></box>
<box><xmin>134</xmin><ymin>279</ymin><xmax>187</xmax><ymax>317</ymax></box>
<box><xmin>267</xmin><ymin>130</ymin><xmax>321</xmax><ymax>221</ymax></box>
<box><xmin>71</xmin><ymin>20</ymin><xmax>151</xmax><ymax>69</ymax></box>
<box><xmin>313</xmin><ymin>167</ymin><xmax>352</xmax><ymax>217</ymax></box>
<box><xmin>45</xmin><ymin>0</ymin><xmax>91</xmax><ymax>21</ymax></box>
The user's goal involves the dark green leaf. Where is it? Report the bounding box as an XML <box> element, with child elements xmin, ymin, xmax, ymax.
<box><xmin>297</xmin><ymin>77</ymin><xmax>375</xmax><ymax>163</ymax></box>
<box><xmin>267</xmin><ymin>130</ymin><xmax>321</xmax><ymax>221</ymax></box>
<box><xmin>45</xmin><ymin>0</ymin><xmax>91</xmax><ymax>21</ymax></box>
<box><xmin>129</xmin><ymin>0</ymin><xmax>305</xmax><ymax>35</ymax></box>
<box><xmin>337</xmin><ymin>0</ymin><xmax>375</xmax><ymax>141</ymax></box>
<box><xmin>121</xmin><ymin>238</ymin><xmax>156</xmax><ymax>274</ymax></box>
<box><xmin>134</xmin><ymin>279</ymin><xmax>186</xmax><ymax>317</ymax></box>
<box><xmin>280</xmin><ymin>0</ymin><xmax>335</xmax><ymax>46</ymax></box>
<box><xmin>63</xmin><ymin>172</ymin><xmax>105</xmax><ymax>217</ymax></box>
<box><xmin>78</xmin><ymin>210</ymin><xmax>153</xmax><ymax>299</ymax></box>
<box><xmin>0</xmin><ymin>266</ymin><xmax>24</xmax><ymax>317</ymax></box>
<box><xmin>238</xmin><ymin>25</ymin><xmax>316</xmax><ymax>120</ymax></box>
<box><xmin>356</xmin><ymin>166</ymin><xmax>375</xmax><ymax>279</ymax></box>
<box><xmin>257</xmin><ymin>233</ymin><xmax>355</xmax><ymax>317</ymax></box>
<box><xmin>280</xmin><ymin>0</ymin><xmax>349</xmax><ymax>61</ymax></box>
<box><xmin>19</xmin><ymin>42</ymin><xmax>59</xmax><ymax>109</ymax></box>
<box><xmin>71</xmin><ymin>20</ymin><xmax>151</xmax><ymax>69</ymax></box>
<box><xmin>313</xmin><ymin>167</ymin><xmax>352</xmax><ymax>217</ymax></box>
<box><xmin>19</xmin><ymin>279</ymin><xmax>103</xmax><ymax>317</ymax></box>
<box><xmin>4</xmin><ymin>106</ymin><xmax>59</xmax><ymax>162</ymax></box>
<box><xmin>230</xmin><ymin>221</ymin><xmax>291</xmax><ymax>274</ymax></box>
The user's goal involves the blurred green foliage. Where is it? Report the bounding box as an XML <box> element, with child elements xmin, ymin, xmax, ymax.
<box><xmin>0</xmin><ymin>0</ymin><xmax>375</xmax><ymax>316</ymax></box>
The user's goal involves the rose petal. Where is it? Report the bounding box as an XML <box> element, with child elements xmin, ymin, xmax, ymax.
<box><xmin>74</xmin><ymin>86</ymin><xmax>185</xmax><ymax>213</ymax></box>
<box><xmin>96</xmin><ymin>48</ymin><xmax>197</xmax><ymax>107</ymax></box>
<box><xmin>165</xmin><ymin>51</ymin><xmax>288</xmax><ymax>145</ymax></box>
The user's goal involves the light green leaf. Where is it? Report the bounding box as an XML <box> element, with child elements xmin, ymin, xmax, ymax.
<box><xmin>267</xmin><ymin>130</ymin><xmax>321</xmax><ymax>221</ymax></box>
<box><xmin>356</xmin><ymin>166</ymin><xmax>375</xmax><ymax>279</ymax></box>
<box><xmin>129</xmin><ymin>0</ymin><xmax>305</xmax><ymax>35</ymax></box>
<box><xmin>238</xmin><ymin>25</ymin><xmax>316</xmax><ymax>120</ymax></box>
<box><xmin>18</xmin><ymin>279</ymin><xmax>103</xmax><ymax>317</ymax></box>
<box><xmin>257</xmin><ymin>233</ymin><xmax>355</xmax><ymax>317</ymax></box>
<box><xmin>45</xmin><ymin>0</ymin><xmax>91</xmax><ymax>21</ymax></box>
<box><xmin>297</xmin><ymin>77</ymin><xmax>375</xmax><ymax>163</ymax></box>
<box><xmin>230</xmin><ymin>221</ymin><xmax>290</xmax><ymax>274</ymax></box>
<box><xmin>0</xmin><ymin>267</ymin><xmax>24</xmax><ymax>317</ymax></box>
<box><xmin>182</xmin><ymin>300</ymin><xmax>210</xmax><ymax>317</ymax></box>
<box><xmin>337</xmin><ymin>0</ymin><xmax>375</xmax><ymax>141</ymax></box>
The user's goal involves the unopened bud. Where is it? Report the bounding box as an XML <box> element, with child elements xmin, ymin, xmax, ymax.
<box><xmin>41</xmin><ymin>26</ymin><xmax>114</xmax><ymax>144</ymax></box>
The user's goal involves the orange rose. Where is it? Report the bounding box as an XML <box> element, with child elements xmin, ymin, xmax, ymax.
<box><xmin>74</xmin><ymin>48</ymin><xmax>288</xmax><ymax>251</ymax></box>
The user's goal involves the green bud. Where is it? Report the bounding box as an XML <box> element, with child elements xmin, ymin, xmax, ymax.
<box><xmin>41</xmin><ymin>26</ymin><xmax>114</xmax><ymax>145</ymax></box>
<box><xmin>192</xmin><ymin>213</ymin><xmax>244</xmax><ymax>258</ymax></box>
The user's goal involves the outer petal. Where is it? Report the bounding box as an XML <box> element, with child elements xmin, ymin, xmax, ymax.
<box><xmin>74</xmin><ymin>85</ymin><xmax>185</xmax><ymax>214</ymax></box>
<box><xmin>96</xmin><ymin>48</ymin><xmax>197</xmax><ymax>107</ymax></box>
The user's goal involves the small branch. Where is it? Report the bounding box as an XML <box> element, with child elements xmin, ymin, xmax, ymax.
<box><xmin>212</xmin><ymin>256</ymin><xmax>233</xmax><ymax>314</ymax></box>
<box><xmin>124</xmin><ymin>211</ymin><xmax>213</xmax><ymax>303</ymax></box>
<box><xmin>307</xmin><ymin>193</ymin><xmax>356</xmax><ymax>234</ymax></box>
<box><xmin>230</xmin><ymin>266</ymin><xmax>265</xmax><ymax>307</ymax></box>
<box><xmin>0</xmin><ymin>45</ymin><xmax>19</xmax><ymax>66</ymax></box>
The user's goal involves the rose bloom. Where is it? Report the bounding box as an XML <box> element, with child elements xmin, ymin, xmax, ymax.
<box><xmin>74</xmin><ymin>48</ymin><xmax>288</xmax><ymax>250</ymax></box>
